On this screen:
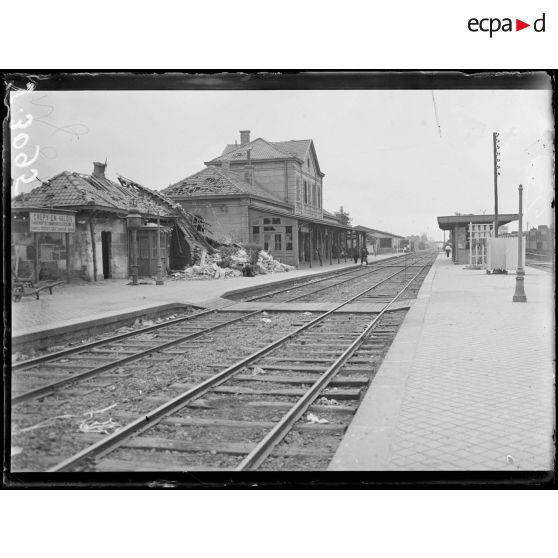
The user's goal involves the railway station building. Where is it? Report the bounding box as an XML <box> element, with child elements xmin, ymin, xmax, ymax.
<box><xmin>353</xmin><ymin>225</ymin><xmax>405</xmax><ymax>255</ymax></box>
<box><xmin>162</xmin><ymin>130</ymin><xmax>367</xmax><ymax>268</ymax></box>
<box><xmin>437</xmin><ymin>213</ymin><xmax>518</xmax><ymax>264</ymax></box>
<box><xmin>11</xmin><ymin>162</ymin><xmax>213</xmax><ymax>282</ymax></box>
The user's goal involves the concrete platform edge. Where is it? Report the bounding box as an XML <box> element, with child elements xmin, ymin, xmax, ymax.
<box><xmin>328</xmin><ymin>257</ymin><xmax>439</xmax><ymax>470</ymax></box>
<box><xmin>12</xmin><ymin>302</ymin><xmax>197</xmax><ymax>349</ymax></box>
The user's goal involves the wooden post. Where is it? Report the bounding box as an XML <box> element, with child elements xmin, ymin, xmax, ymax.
<box><xmin>329</xmin><ymin>229</ymin><xmax>333</xmax><ymax>265</ymax></box>
<box><xmin>356</xmin><ymin>232</ymin><xmax>360</xmax><ymax>260</ymax></box>
<box><xmin>319</xmin><ymin>227</ymin><xmax>323</xmax><ymax>266</ymax></box>
<box><xmin>309</xmin><ymin>226</ymin><xmax>313</xmax><ymax>268</ymax></box>
<box><xmin>65</xmin><ymin>232</ymin><xmax>71</xmax><ymax>283</ymax></box>
<box><xmin>337</xmin><ymin>231</ymin><xmax>340</xmax><ymax>263</ymax></box>
<box><xmin>469</xmin><ymin>222</ymin><xmax>473</xmax><ymax>267</ymax></box>
<box><xmin>33</xmin><ymin>232</ymin><xmax>39</xmax><ymax>281</ymax></box>
<box><xmin>350</xmin><ymin>231</ymin><xmax>354</xmax><ymax>262</ymax></box>
<box><xmin>294</xmin><ymin>223</ymin><xmax>300</xmax><ymax>267</ymax></box>
<box><xmin>89</xmin><ymin>210</ymin><xmax>98</xmax><ymax>281</ymax></box>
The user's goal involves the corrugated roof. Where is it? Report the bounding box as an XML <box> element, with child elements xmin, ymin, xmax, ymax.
<box><xmin>162</xmin><ymin>165</ymin><xmax>288</xmax><ymax>206</ymax></box>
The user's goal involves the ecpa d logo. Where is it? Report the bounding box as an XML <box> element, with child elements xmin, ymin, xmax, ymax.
<box><xmin>468</xmin><ymin>13</ymin><xmax>546</xmax><ymax>37</ymax></box>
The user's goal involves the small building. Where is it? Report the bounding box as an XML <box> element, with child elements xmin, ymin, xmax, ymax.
<box><xmin>437</xmin><ymin>213</ymin><xmax>518</xmax><ymax>264</ymax></box>
<box><xmin>11</xmin><ymin>162</ymin><xmax>213</xmax><ymax>282</ymax></box>
<box><xmin>163</xmin><ymin>130</ymin><xmax>366</xmax><ymax>267</ymax></box>
<box><xmin>526</xmin><ymin>224</ymin><xmax>555</xmax><ymax>253</ymax></box>
<box><xmin>353</xmin><ymin>225</ymin><xmax>405</xmax><ymax>255</ymax></box>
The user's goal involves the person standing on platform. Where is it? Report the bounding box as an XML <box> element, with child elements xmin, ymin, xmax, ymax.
<box><xmin>445</xmin><ymin>244</ymin><xmax>452</xmax><ymax>258</ymax></box>
<box><xmin>353</xmin><ymin>247</ymin><xmax>359</xmax><ymax>264</ymax></box>
<box><xmin>360</xmin><ymin>246</ymin><xmax>369</xmax><ymax>266</ymax></box>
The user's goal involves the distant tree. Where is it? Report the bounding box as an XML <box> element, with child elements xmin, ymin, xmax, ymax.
<box><xmin>420</xmin><ymin>233</ymin><xmax>428</xmax><ymax>243</ymax></box>
<box><xmin>454</xmin><ymin>212</ymin><xmax>462</xmax><ymax>216</ymax></box>
<box><xmin>334</xmin><ymin>205</ymin><xmax>352</xmax><ymax>226</ymax></box>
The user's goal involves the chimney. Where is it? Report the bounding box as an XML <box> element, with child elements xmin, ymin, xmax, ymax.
<box><xmin>244</xmin><ymin>147</ymin><xmax>254</xmax><ymax>185</ymax></box>
<box><xmin>240</xmin><ymin>130</ymin><xmax>250</xmax><ymax>145</ymax></box>
<box><xmin>92</xmin><ymin>161</ymin><xmax>107</xmax><ymax>178</ymax></box>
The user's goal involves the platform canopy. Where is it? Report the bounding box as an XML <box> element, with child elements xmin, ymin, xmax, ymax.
<box><xmin>437</xmin><ymin>213</ymin><xmax>518</xmax><ymax>231</ymax></box>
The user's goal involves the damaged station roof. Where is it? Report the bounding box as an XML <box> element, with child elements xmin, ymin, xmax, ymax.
<box><xmin>11</xmin><ymin>162</ymin><xmax>216</xmax><ymax>252</ymax></box>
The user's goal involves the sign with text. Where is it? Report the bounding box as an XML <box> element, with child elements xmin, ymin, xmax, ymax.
<box><xmin>471</xmin><ymin>223</ymin><xmax>493</xmax><ymax>239</ymax></box>
<box><xmin>30</xmin><ymin>212</ymin><xmax>75</xmax><ymax>233</ymax></box>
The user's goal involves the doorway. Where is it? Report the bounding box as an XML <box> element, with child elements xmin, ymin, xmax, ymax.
<box><xmin>101</xmin><ymin>231</ymin><xmax>112</xmax><ymax>279</ymax></box>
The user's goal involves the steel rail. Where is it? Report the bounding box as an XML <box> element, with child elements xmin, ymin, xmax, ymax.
<box><xmin>12</xmin><ymin>308</ymin><xmax>216</xmax><ymax>371</ymax></box>
<box><xmin>47</xmin><ymin>267</ymin><xmax>408</xmax><ymax>472</ymax></box>
<box><xmin>279</xmin><ymin>262</ymin><xmax>406</xmax><ymax>303</ymax></box>
<box><xmin>12</xmin><ymin>310</ymin><xmax>261</xmax><ymax>405</ymax></box>
<box><xmin>244</xmin><ymin>254</ymin><xmax>407</xmax><ymax>302</ymax></box>
<box><xmin>235</xmin><ymin>263</ymin><xmax>431</xmax><ymax>471</ymax></box>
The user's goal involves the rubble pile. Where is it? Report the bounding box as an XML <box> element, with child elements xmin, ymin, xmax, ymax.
<box><xmin>168</xmin><ymin>247</ymin><xmax>293</xmax><ymax>280</ymax></box>
<box><xmin>256</xmin><ymin>250</ymin><xmax>295</xmax><ymax>274</ymax></box>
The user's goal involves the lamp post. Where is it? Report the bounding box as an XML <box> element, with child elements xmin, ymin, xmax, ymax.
<box><xmin>126</xmin><ymin>201</ymin><xmax>141</xmax><ymax>286</ymax></box>
<box><xmin>155</xmin><ymin>213</ymin><xmax>164</xmax><ymax>285</ymax></box>
<box><xmin>513</xmin><ymin>184</ymin><xmax>527</xmax><ymax>302</ymax></box>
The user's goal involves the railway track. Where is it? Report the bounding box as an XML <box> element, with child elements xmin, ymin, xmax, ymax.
<box><xmin>11</xmin><ymin>310</ymin><xmax>262</xmax><ymax>405</ymax></box>
<box><xmin>230</xmin><ymin>253</ymin><xmax>408</xmax><ymax>302</ymax></box>
<box><xmin>11</xmin><ymin>252</ymin><xmax>435</xmax><ymax>472</ymax></box>
<box><xmin>16</xmin><ymin>252</ymin><xmax>434</xmax><ymax>473</ymax></box>
<box><xmin>525</xmin><ymin>260</ymin><xmax>553</xmax><ymax>272</ymax></box>
<box><xmin>11</xmin><ymin>254</ymin><xmax>417</xmax><ymax>405</ymax></box>
<box><xmin>525</xmin><ymin>250</ymin><xmax>553</xmax><ymax>272</ymax></box>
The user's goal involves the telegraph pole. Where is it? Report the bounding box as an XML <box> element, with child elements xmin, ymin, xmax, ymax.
<box><xmin>493</xmin><ymin>132</ymin><xmax>501</xmax><ymax>237</ymax></box>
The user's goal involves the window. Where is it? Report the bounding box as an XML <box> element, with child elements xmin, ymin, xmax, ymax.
<box><xmin>272</xmin><ymin>218</ymin><xmax>281</xmax><ymax>224</ymax></box>
<box><xmin>263</xmin><ymin>234</ymin><xmax>271</xmax><ymax>251</ymax></box>
<box><xmin>303</xmin><ymin>181</ymin><xmax>308</xmax><ymax>204</ymax></box>
<box><xmin>193</xmin><ymin>214</ymin><xmax>206</xmax><ymax>233</ymax></box>
<box><xmin>286</xmin><ymin>226</ymin><xmax>293</xmax><ymax>251</ymax></box>
<box><xmin>317</xmin><ymin>186</ymin><xmax>321</xmax><ymax>208</ymax></box>
<box><xmin>312</xmin><ymin>183</ymin><xmax>317</xmax><ymax>206</ymax></box>
<box><xmin>274</xmin><ymin>234</ymin><xmax>282</xmax><ymax>251</ymax></box>
<box><xmin>252</xmin><ymin>226</ymin><xmax>260</xmax><ymax>244</ymax></box>
<box><xmin>263</xmin><ymin>226</ymin><xmax>276</xmax><ymax>231</ymax></box>
<box><xmin>263</xmin><ymin>218</ymin><xmax>271</xmax><ymax>225</ymax></box>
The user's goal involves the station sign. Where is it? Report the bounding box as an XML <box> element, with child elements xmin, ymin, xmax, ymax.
<box><xmin>471</xmin><ymin>223</ymin><xmax>493</xmax><ymax>239</ymax></box>
<box><xmin>30</xmin><ymin>212</ymin><xmax>76</xmax><ymax>233</ymax></box>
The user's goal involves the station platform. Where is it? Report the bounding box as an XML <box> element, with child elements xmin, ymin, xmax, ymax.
<box><xmin>11</xmin><ymin>253</ymin><xmax>398</xmax><ymax>339</ymax></box>
<box><xmin>329</xmin><ymin>255</ymin><xmax>554</xmax><ymax>471</ymax></box>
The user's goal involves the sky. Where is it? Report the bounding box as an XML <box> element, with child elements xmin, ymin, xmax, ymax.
<box><xmin>10</xmin><ymin>88</ymin><xmax>553</xmax><ymax>240</ymax></box>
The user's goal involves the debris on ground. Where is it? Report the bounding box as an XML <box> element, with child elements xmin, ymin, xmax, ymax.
<box><xmin>256</xmin><ymin>250</ymin><xmax>295</xmax><ymax>274</ymax></box>
<box><xmin>306</xmin><ymin>413</ymin><xmax>329</xmax><ymax>424</ymax></box>
<box><xmin>251</xmin><ymin>366</ymin><xmax>265</xmax><ymax>376</ymax></box>
<box><xmin>11</xmin><ymin>446</ymin><xmax>23</xmax><ymax>457</ymax></box>
<box><xmin>260</xmin><ymin>318</ymin><xmax>272</xmax><ymax>324</ymax></box>
<box><xmin>317</xmin><ymin>397</ymin><xmax>340</xmax><ymax>406</ymax></box>
<box><xmin>167</xmin><ymin>246</ymin><xmax>293</xmax><ymax>281</ymax></box>
<box><xmin>78</xmin><ymin>417</ymin><xmax>120</xmax><ymax>434</ymax></box>
<box><xmin>83</xmin><ymin>403</ymin><xmax>117</xmax><ymax>418</ymax></box>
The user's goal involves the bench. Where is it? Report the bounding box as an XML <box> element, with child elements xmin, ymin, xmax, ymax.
<box><xmin>12</xmin><ymin>276</ymin><xmax>64</xmax><ymax>302</ymax></box>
